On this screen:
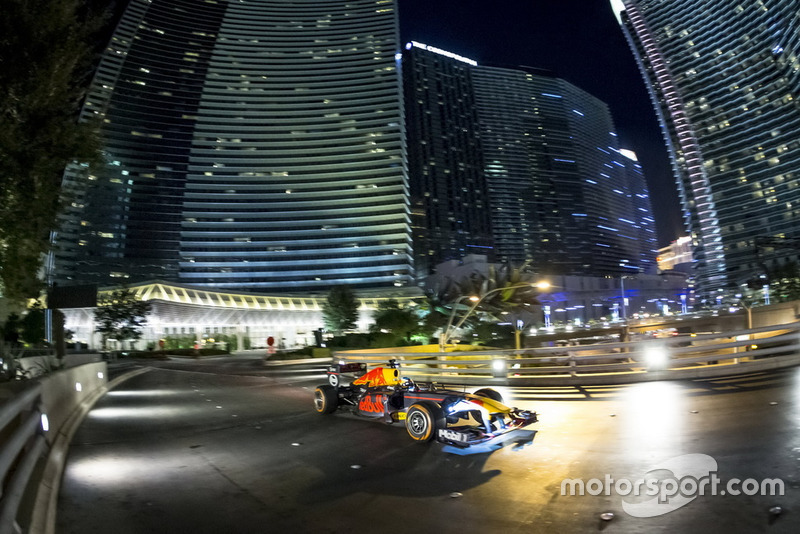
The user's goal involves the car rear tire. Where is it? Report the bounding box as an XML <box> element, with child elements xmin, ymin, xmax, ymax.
<box><xmin>314</xmin><ymin>385</ymin><xmax>338</xmax><ymax>414</ymax></box>
<box><xmin>406</xmin><ymin>401</ymin><xmax>444</xmax><ymax>442</ymax></box>
<box><xmin>474</xmin><ymin>388</ymin><xmax>503</xmax><ymax>404</ymax></box>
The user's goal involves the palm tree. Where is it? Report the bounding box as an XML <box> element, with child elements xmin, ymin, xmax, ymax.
<box><xmin>426</xmin><ymin>261</ymin><xmax>547</xmax><ymax>347</ymax></box>
<box><xmin>426</xmin><ymin>260</ymin><xmax>542</xmax><ymax>317</ymax></box>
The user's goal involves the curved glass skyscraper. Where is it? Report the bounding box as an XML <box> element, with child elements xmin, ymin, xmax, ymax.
<box><xmin>613</xmin><ymin>0</ymin><xmax>800</xmax><ymax>300</ymax></box>
<box><xmin>470</xmin><ymin>66</ymin><xmax>656</xmax><ymax>274</ymax></box>
<box><xmin>401</xmin><ymin>42</ymin><xmax>657</xmax><ymax>277</ymax></box>
<box><xmin>51</xmin><ymin>0</ymin><xmax>413</xmax><ymax>292</ymax></box>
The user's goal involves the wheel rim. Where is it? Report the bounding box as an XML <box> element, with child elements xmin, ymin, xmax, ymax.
<box><xmin>314</xmin><ymin>390</ymin><xmax>325</xmax><ymax>411</ymax></box>
<box><xmin>408</xmin><ymin>410</ymin><xmax>428</xmax><ymax>436</ymax></box>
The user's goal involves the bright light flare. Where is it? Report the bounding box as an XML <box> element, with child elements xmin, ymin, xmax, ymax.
<box><xmin>66</xmin><ymin>454</ymin><xmax>180</xmax><ymax>488</ymax></box>
<box><xmin>106</xmin><ymin>388</ymin><xmax>181</xmax><ymax>398</ymax></box>
<box><xmin>89</xmin><ymin>405</ymin><xmax>199</xmax><ymax>420</ymax></box>
<box><xmin>621</xmin><ymin>381</ymin><xmax>686</xmax><ymax>456</ymax></box>
<box><xmin>643</xmin><ymin>345</ymin><xmax>669</xmax><ymax>370</ymax></box>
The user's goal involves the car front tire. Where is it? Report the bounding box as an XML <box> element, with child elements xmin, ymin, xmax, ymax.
<box><xmin>405</xmin><ymin>401</ymin><xmax>444</xmax><ymax>442</ymax></box>
<box><xmin>474</xmin><ymin>387</ymin><xmax>503</xmax><ymax>404</ymax></box>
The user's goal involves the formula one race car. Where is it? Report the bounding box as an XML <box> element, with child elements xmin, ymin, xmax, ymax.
<box><xmin>314</xmin><ymin>360</ymin><xmax>538</xmax><ymax>448</ymax></box>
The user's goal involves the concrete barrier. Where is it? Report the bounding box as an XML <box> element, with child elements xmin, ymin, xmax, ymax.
<box><xmin>31</xmin><ymin>363</ymin><xmax>109</xmax><ymax>534</ymax></box>
<box><xmin>13</xmin><ymin>353</ymin><xmax>104</xmax><ymax>380</ymax></box>
<box><xmin>27</xmin><ymin>365</ymin><xmax>151</xmax><ymax>534</ymax></box>
<box><xmin>0</xmin><ymin>363</ymin><xmax>108</xmax><ymax>533</ymax></box>
<box><xmin>37</xmin><ymin>363</ymin><xmax>108</xmax><ymax>442</ymax></box>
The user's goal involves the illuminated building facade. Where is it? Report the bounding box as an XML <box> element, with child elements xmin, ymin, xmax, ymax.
<box><xmin>60</xmin><ymin>281</ymin><xmax>421</xmax><ymax>350</ymax></box>
<box><xmin>658</xmin><ymin>236</ymin><xmax>694</xmax><ymax>272</ymax></box>
<box><xmin>469</xmin><ymin>65</ymin><xmax>657</xmax><ymax>275</ymax></box>
<box><xmin>50</xmin><ymin>0</ymin><xmax>413</xmax><ymax>292</ymax></box>
<box><xmin>613</xmin><ymin>0</ymin><xmax>800</xmax><ymax>300</ymax></box>
<box><xmin>401</xmin><ymin>42</ymin><xmax>657</xmax><ymax>277</ymax></box>
<box><xmin>402</xmin><ymin>42</ymin><xmax>493</xmax><ymax>276</ymax></box>
<box><xmin>619</xmin><ymin>149</ymin><xmax>660</xmax><ymax>272</ymax></box>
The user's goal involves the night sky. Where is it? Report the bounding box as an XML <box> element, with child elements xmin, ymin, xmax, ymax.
<box><xmin>398</xmin><ymin>0</ymin><xmax>683</xmax><ymax>247</ymax></box>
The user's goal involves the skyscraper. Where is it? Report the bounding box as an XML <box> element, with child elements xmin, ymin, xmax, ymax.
<box><xmin>402</xmin><ymin>41</ymin><xmax>657</xmax><ymax>277</ymax></box>
<box><xmin>51</xmin><ymin>0</ymin><xmax>413</xmax><ymax>292</ymax></box>
<box><xmin>470</xmin><ymin>65</ymin><xmax>657</xmax><ymax>275</ymax></box>
<box><xmin>402</xmin><ymin>42</ymin><xmax>493</xmax><ymax>276</ymax></box>
<box><xmin>613</xmin><ymin>0</ymin><xmax>800</xmax><ymax>301</ymax></box>
<box><xmin>619</xmin><ymin>149</ymin><xmax>660</xmax><ymax>271</ymax></box>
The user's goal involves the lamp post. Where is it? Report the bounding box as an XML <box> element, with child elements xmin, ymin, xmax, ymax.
<box><xmin>735</xmin><ymin>295</ymin><xmax>754</xmax><ymax>360</ymax></box>
<box><xmin>514</xmin><ymin>318</ymin><xmax>524</xmax><ymax>351</ymax></box>
<box><xmin>439</xmin><ymin>281</ymin><xmax>550</xmax><ymax>351</ymax></box>
<box><xmin>620</xmin><ymin>275</ymin><xmax>628</xmax><ymax>322</ymax></box>
<box><xmin>513</xmin><ymin>280</ymin><xmax>552</xmax><ymax>350</ymax></box>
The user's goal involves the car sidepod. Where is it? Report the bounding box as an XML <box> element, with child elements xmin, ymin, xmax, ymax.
<box><xmin>356</xmin><ymin>392</ymin><xmax>389</xmax><ymax>418</ymax></box>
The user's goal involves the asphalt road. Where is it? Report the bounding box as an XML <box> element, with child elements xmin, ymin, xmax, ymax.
<box><xmin>57</xmin><ymin>354</ymin><xmax>800</xmax><ymax>533</ymax></box>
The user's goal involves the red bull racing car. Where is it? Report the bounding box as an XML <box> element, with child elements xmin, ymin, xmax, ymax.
<box><xmin>314</xmin><ymin>360</ymin><xmax>538</xmax><ymax>448</ymax></box>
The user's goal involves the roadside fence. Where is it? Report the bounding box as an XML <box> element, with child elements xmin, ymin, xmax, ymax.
<box><xmin>334</xmin><ymin>322</ymin><xmax>800</xmax><ymax>386</ymax></box>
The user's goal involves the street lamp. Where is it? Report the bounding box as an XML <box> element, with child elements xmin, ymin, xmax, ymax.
<box><xmin>620</xmin><ymin>275</ymin><xmax>632</xmax><ymax>321</ymax></box>
<box><xmin>439</xmin><ymin>281</ymin><xmax>550</xmax><ymax>351</ymax></box>
<box><xmin>514</xmin><ymin>318</ymin><xmax>525</xmax><ymax>351</ymax></box>
<box><xmin>513</xmin><ymin>281</ymin><xmax>551</xmax><ymax>350</ymax></box>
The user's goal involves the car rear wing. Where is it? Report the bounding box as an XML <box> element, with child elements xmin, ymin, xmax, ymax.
<box><xmin>327</xmin><ymin>361</ymin><xmax>367</xmax><ymax>387</ymax></box>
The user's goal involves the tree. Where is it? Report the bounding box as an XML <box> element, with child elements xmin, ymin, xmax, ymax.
<box><xmin>322</xmin><ymin>285</ymin><xmax>358</xmax><ymax>335</ymax></box>
<box><xmin>0</xmin><ymin>0</ymin><xmax>105</xmax><ymax>302</ymax></box>
<box><xmin>427</xmin><ymin>261</ymin><xmax>547</xmax><ymax>347</ymax></box>
<box><xmin>426</xmin><ymin>261</ymin><xmax>543</xmax><ymax>318</ymax></box>
<box><xmin>94</xmin><ymin>288</ymin><xmax>151</xmax><ymax>350</ymax></box>
<box><xmin>768</xmin><ymin>262</ymin><xmax>800</xmax><ymax>303</ymax></box>
<box><xmin>20</xmin><ymin>301</ymin><xmax>47</xmax><ymax>345</ymax></box>
<box><xmin>467</xmin><ymin>318</ymin><xmax>514</xmax><ymax>346</ymax></box>
<box><xmin>2</xmin><ymin>313</ymin><xmax>22</xmax><ymax>347</ymax></box>
<box><xmin>370</xmin><ymin>299</ymin><xmax>419</xmax><ymax>343</ymax></box>
<box><xmin>419</xmin><ymin>300</ymin><xmax>449</xmax><ymax>343</ymax></box>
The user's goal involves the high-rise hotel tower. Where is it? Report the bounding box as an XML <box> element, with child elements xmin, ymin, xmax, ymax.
<box><xmin>613</xmin><ymin>0</ymin><xmax>800</xmax><ymax>300</ymax></box>
<box><xmin>402</xmin><ymin>42</ymin><xmax>493</xmax><ymax>276</ymax></box>
<box><xmin>50</xmin><ymin>0</ymin><xmax>413</xmax><ymax>292</ymax></box>
<box><xmin>470</xmin><ymin>65</ymin><xmax>657</xmax><ymax>274</ymax></box>
<box><xmin>403</xmin><ymin>42</ymin><xmax>657</xmax><ymax>277</ymax></box>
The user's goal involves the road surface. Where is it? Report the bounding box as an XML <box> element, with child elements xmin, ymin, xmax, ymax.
<box><xmin>57</xmin><ymin>354</ymin><xmax>800</xmax><ymax>533</ymax></box>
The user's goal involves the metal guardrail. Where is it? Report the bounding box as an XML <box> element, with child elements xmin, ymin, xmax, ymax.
<box><xmin>0</xmin><ymin>384</ymin><xmax>48</xmax><ymax>534</ymax></box>
<box><xmin>334</xmin><ymin>322</ymin><xmax>800</xmax><ymax>385</ymax></box>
